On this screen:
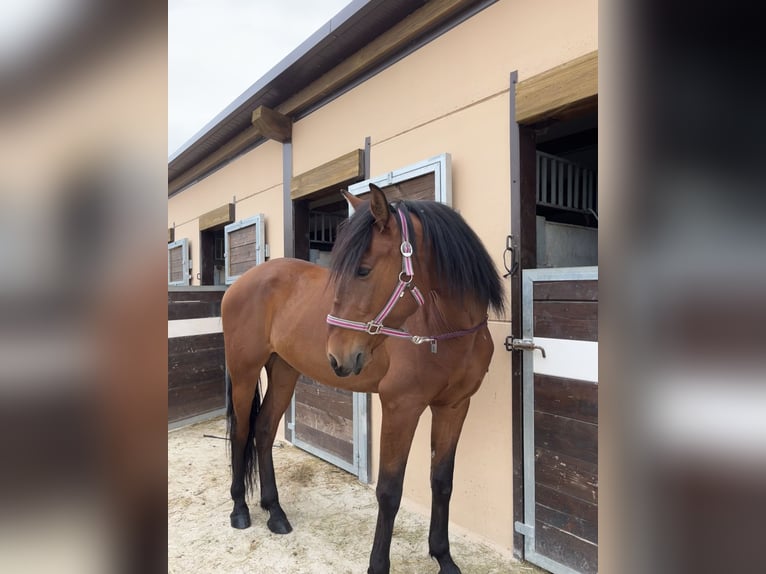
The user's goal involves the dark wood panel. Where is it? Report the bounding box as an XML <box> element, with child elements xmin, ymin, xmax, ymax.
<box><xmin>533</xmin><ymin>300</ymin><xmax>597</xmax><ymax>341</ymax></box>
<box><xmin>295</xmin><ymin>376</ymin><xmax>353</xmax><ymax>420</ymax></box>
<box><xmin>535</xmin><ymin>447</ymin><xmax>598</xmax><ymax>504</ymax></box>
<box><xmin>357</xmin><ymin>173</ymin><xmax>435</xmax><ymax>203</ymax></box>
<box><xmin>383</xmin><ymin>173</ymin><xmax>435</xmax><ymax>202</ymax></box>
<box><xmin>168</xmin><ymin>333</ymin><xmax>224</xmax><ymax>356</ymax></box>
<box><xmin>534</xmin><ymin>373</ymin><xmax>597</xmax><ymax>424</ymax></box>
<box><xmin>169</xmin><ymin>247</ymin><xmax>184</xmax><ymax>282</ymax></box>
<box><xmin>537</xmin><ymin>483</ymin><xmax>598</xmax><ymax>538</ymax></box>
<box><xmin>168</xmin><ymin>345</ymin><xmax>225</xmax><ymax>374</ymax></box>
<box><xmin>168</xmin><ymin>349</ymin><xmax>226</xmax><ymax>389</ymax></box>
<box><xmin>168</xmin><ymin>290</ymin><xmax>226</xmax><ymax>303</ymax></box>
<box><xmin>534</xmin><ymin>280</ymin><xmax>597</xmax><ymax>302</ymax></box>
<box><xmin>168</xmin><ymin>378</ymin><xmax>225</xmax><ymax>405</ymax></box>
<box><xmin>168</xmin><ymin>364</ymin><xmax>226</xmax><ymax>391</ymax></box>
<box><xmin>534</xmin><ymin>412</ymin><xmax>597</xmax><ymax>465</ymax></box>
<box><xmin>168</xmin><ymin>300</ymin><xmax>223</xmax><ymax>320</ymax></box>
<box><xmin>169</xmin><ymin>246</ymin><xmax>183</xmax><ymax>264</ymax></box>
<box><xmin>295</xmin><ymin>402</ymin><xmax>353</xmax><ymax>442</ymax></box>
<box><xmin>168</xmin><ymin>379</ymin><xmax>225</xmax><ymax>422</ymax></box>
<box><xmin>229</xmin><ymin>243</ymin><xmax>257</xmax><ymax>262</ymax></box>
<box><xmin>536</xmin><ymin>503</ymin><xmax>597</xmax><ymax>545</ymax></box>
<box><xmin>535</xmin><ymin>520</ymin><xmax>597</xmax><ymax>574</ymax></box>
<box><xmin>295</xmin><ymin>422</ymin><xmax>354</xmax><ymax>463</ymax></box>
<box><xmin>168</xmin><ymin>343</ymin><xmax>224</xmax><ymax>368</ymax></box>
<box><xmin>229</xmin><ymin>225</ymin><xmax>255</xmax><ymax>248</ymax></box>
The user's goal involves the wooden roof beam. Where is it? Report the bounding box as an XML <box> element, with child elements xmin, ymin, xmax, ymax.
<box><xmin>251</xmin><ymin>105</ymin><xmax>291</xmax><ymax>143</ymax></box>
<box><xmin>515</xmin><ymin>51</ymin><xmax>598</xmax><ymax>125</ymax></box>
<box><xmin>291</xmin><ymin>149</ymin><xmax>364</xmax><ymax>200</ymax></box>
<box><xmin>169</xmin><ymin>106</ymin><xmax>292</xmax><ymax>195</ymax></box>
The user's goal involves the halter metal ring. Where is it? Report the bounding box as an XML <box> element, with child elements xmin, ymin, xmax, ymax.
<box><xmin>398</xmin><ymin>271</ymin><xmax>413</xmax><ymax>285</ymax></box>
<box><xmin>400</xmin><ymin>241</ymin><xmax>413</xmax><ymax>257</ymax></box>
<box><xmin>366</xmin><ymin>321</ymin><xmax>383</xmax><ymax>335</ymax></box>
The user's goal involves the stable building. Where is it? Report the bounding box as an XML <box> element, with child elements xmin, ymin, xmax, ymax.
<box><xmin>168</xmin><ymin>1</ymin><xmax>598</xmax><ymax>572</ymax></box>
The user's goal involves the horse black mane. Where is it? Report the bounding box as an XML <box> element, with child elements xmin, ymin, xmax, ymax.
<box><xmin>330</xmin><ymin>199</ymin><xmax>505</xmax><ymax>314</ymax></box>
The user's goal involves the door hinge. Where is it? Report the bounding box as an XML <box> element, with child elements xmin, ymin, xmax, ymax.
<box><xmin>502</xmin><ymin>235</ymin><xmax>519</xmax><ymax>278</ymax></box>
<box><xmin>504</xmin><ymin>337</ymin><xmax>547</xmax><ymax>358</ymax></box>
<box><xmin>514</xmin><ymin>521</ymin><xmax>535</xmax><ymax>538</ymax></box>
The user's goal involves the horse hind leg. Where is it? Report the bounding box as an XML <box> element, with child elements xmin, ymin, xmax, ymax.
<box><xmin>257</xmin><ymin>354</ymin><xmax>299</xmax><ymax>534</ymax></box>
<box><xmin>227</xmin><ymin>365</ymin><xmax>263</xmax><ymax>529</ymax></box>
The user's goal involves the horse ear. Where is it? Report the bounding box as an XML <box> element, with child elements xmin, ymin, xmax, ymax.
<box><xmin>341</xmin><ymin>189</ymin><xmax>363</xmax><ymax>210</ymax></box>
<box><xmin>368</xmin><ymin>183</ymin><xmax>390</xmax><ymax>232</ymax></box>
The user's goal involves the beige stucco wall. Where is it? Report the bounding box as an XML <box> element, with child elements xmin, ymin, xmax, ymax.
<box><xmin>168</xmin><ymin>139</ymin><xmax>284</xmax><ymax>284</ymax></box>
<box><xmin>168</xmin><ymin>0</ymin><xmax>597</xmax><ymax>553</ymax></box>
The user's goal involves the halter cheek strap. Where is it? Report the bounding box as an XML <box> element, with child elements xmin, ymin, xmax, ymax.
<box><xmin>326</xmin><ymin>205</ymin><xmax>486</xmax><ymax>353</ymax></box>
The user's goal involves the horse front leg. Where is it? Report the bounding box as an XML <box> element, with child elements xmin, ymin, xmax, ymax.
<box><xmin>428</xmin><ymin>400</ymin><xmax>470</xmax><ymax>574</ymax></box>
<box><xmin>368</xmin><ymin>400</ymin><xmax>425</xmax><ymax>574</ymax></box>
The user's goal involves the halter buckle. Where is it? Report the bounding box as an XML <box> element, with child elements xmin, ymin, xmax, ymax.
<box><xmin>400</xmin><ymin>241</ymin><xmax>413</xmax><ymax>257</ymax></box>
<box><xmin>366</xmin><ymin>321</ymin><xmax>383</xmax><ymax>335</ymax></box>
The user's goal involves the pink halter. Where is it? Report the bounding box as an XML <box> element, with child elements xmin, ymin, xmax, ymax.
<box><xmin>326</xmin><ymin>205</ymin><xmax>487</xmax><ymax>354</ymax></box>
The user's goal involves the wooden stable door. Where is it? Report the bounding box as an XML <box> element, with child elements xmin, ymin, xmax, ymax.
<box><xmin>515</xmin><ymin>267</ymin><xmax>598</xmax><ymax>574</ymax></box>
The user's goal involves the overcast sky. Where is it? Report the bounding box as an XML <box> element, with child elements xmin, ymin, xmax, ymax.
<box><xmin>168</xmin><ymin>0</ymin><xmax>351</xmax><ymax>158</ymax></box>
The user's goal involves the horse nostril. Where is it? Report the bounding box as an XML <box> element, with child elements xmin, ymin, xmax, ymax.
<box><xmin>329</xmin><ymin>355</ymin><xmax>339</xmax><ymax>371</ymax></box>
<box><xmin>353</xmin><ymin>352</ymin><xmax>364</xmax><ymax>375</ymax></box>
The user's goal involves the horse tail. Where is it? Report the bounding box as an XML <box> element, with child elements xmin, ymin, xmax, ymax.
<box><xmin>226</xmin><ymin>368</ymin><xmax>262</xmax><ymax>494</ymax></box>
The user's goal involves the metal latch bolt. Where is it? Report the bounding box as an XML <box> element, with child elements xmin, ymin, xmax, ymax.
<box><xmin>504</xmin><ymin>337</ymin><xmax>547</xmax><ymax>358</ymax></box>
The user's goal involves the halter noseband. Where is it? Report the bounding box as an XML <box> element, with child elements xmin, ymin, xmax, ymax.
<box><xmin>326</xmin><ymin>205</ymin><xmax>487</xmax><ymax>353</ymax></box>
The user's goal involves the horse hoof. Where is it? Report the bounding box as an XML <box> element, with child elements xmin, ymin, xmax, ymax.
<box><xmin>267</xmin><ymin>515</ymin><xmax>293</xmax><ymax>534</ymax></box>
<box><xmin>230</xmin><ymin>511</ymin><xmax>251</xmax><ymax>529</ymax></box>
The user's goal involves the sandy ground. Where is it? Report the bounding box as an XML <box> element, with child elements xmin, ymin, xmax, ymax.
<box><xmin>169</xmin><ymin>416</ymin><xmax>545</xmax><ymax>574</ymax></box>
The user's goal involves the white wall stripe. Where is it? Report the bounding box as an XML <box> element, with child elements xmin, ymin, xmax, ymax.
<box><xmin>168</xmin><ymin>317</ymin><xmax>223</xmax><ymax>339</ymax></box>
<box><xmin>531</xmin><ymin>337</ymin><xmax>598</xmax><ymax>383</ymax></box>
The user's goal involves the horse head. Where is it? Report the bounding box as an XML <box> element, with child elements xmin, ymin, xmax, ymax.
<box><xmin>326</xmin><ymin>184</ymin><xmax>424</xmax><ymax>377</ymax></box>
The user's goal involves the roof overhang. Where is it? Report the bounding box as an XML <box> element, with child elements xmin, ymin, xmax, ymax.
<box><xmin>168</xmin><ymin>0</ymin><xmax>495</xmax><ymax>196</ymax></box>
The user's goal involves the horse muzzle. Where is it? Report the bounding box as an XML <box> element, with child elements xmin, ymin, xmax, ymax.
<box><xmin>328</xmin><ymin>351</ymin><xmax>365</xmax><ymax>377</ymax></box>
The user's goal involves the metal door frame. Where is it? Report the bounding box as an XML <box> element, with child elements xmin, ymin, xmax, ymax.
<box><xmin>514</xmin><ymin>266</ymin><xmax>598</xmax><ymax>574</ymax></box>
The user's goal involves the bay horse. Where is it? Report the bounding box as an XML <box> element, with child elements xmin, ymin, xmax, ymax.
<box><xmin>222</xmin><ymin>183</ymin><xmax>504</xmax><ymax>574</ymax></box>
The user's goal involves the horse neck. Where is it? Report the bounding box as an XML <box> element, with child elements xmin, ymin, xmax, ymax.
<box><xmin>409</xmin><ymin>258</ymin><xmax>485</xmax><ymax>334</ymax></box>
<box><xmin>426</xmin><ymin>289</ymin><xmax>484</xmax><ymax>326</ymax></box>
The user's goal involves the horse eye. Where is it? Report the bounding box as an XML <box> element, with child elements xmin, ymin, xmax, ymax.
<box><xmin>356</xmin><ymin>267</ymin><xmax>371</xmax><ymax>277</ymax></box>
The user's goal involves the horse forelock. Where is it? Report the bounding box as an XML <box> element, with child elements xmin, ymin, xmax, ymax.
<box><xmin>329</xmin><ymin>202</ymin><xmax>376</xmax><ymax>284</ymax></box>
